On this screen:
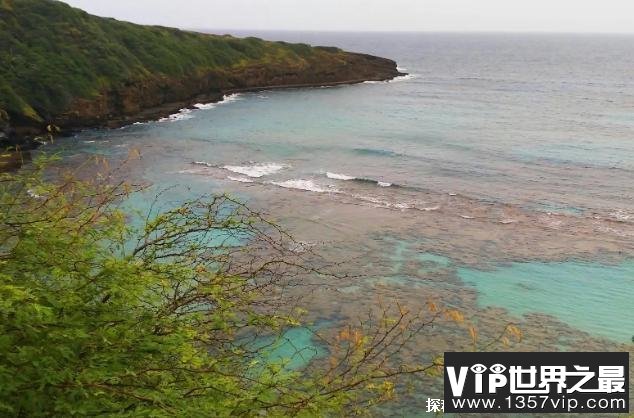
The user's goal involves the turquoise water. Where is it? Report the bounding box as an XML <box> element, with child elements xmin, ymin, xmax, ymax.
<box><xmin>380</xmin><ymin>236</ymin><xmax>633</xmax><ymax>342</ymax></box>
<box><xmin>418</xmin><ymin>253</ymin><xmax>452</xmax><ymax>269</ymax></box>
<box><xmin>261</xmin><ymin>327</ymin><xmax>327</xmax><ymax>371</ymax></box>
<box><xmin>524</xmin><ymin>201</ymin><xmax>586</xmax><ymax>216</ymax></box>
<box><xmin>116</xmin><ymin>179</ymin><xmax>251</xmax><ymax>256</ymax></box>
<box><xmin>46</xmin><ymin>33</ymin><xmax>634</xmax><ymax>356</ymax></box>
<box><xmin>249</xmin><ymin>325</ymin><xmax>328</xmax><ymax>371</ymax></box>
<box><xmin>458</xmin><ymin>261</ymin><xmax>634</xmax><ymax>343</ymax></box>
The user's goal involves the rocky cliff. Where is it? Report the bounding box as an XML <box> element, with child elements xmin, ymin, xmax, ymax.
<box><xmin>56</xmin><ymin>51</ymin><xmax>401</xmax><ymax>130</ymax></box>
<box><xmin>0</xmin><ymin>0</ymin><xmax>402</xmax><ymax>149</ymax></box>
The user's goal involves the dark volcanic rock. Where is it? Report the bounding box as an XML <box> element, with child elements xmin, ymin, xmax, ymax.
<box><xmin>55</xmin><ymin>53</ymin><xmax>402</xmax><ymax>132</ymax></box>
<box><xmin>3</xmin><ymin>52</ymin><xmax>402</xmax><ymax>151</ymax></box>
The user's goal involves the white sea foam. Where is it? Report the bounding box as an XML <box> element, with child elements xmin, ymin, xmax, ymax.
<box><xmin>388</xmin><ymin>74</ymin><xmax>416</xmax><ymax>83</ymax></box>
<box><xmin>610</xmin><ymin>210</ymin><xmax>632</xmax><ymax>222</ymax></box>
<box><xmin>326</xmin><ymin>172</ymin><xmax>356</xmax><ymax>180</ymax></box>
<box><xmin>353</xmin><ymin>194</ymin><xmax>382</xmax><ymax>205</ymax></box>
<box><xmin>159</xmin><ymin>108</ymin><xmax>194</xmax><ymax>123</ymax></box>
<box><xmin>193</xmin><ymin>103</ymin><xmax>216</xmax><ymax>110</ymax></box>
<box><xmin>177</xmin><ymin>168</ymin><xmax>202</xmax><ymax>175</ymax></box>
<box><xmin>83</xmin><ymin>140</ymin><xmax>96</xmax><ymax>143</ymax></box>
<box><xmin>271</xmin><ymin>179</ymin><xmax>333</xmax><ymax>193</ymax></box>
<box><xmin>221</xmin><ymin>93</ymin><xmax>242</xmax><ymax>103</ymax></box>
<box><xmin>227</xmin><ymin>175</ymin><xmax>254</xmax><ymax>183</ymax></box>
<box><xmin>596</xmin><ymin>225</ymin><xmax>633</xmax><ymax>238</ymax></box>
<box><xmin>193</xmin><ymin>93</ymin><xmax>242</xmax><ymax>110</ymax></box>
<box><xmin>223</xmin><ymin>163</ymin><xmax>287</xmax><ymax>178</ymax></box>
<box><xmin>193</xmin><ymin>161</ymin><xmax>214</xmax><ymax>167</ymax></box>
<box><xmin>396</xmin><ymin>66</ymin><xmax>408</xmax><ymax>72</ymax></box>
<box><xmin>365</xmin><ymin>74</ymin><xmax>415</xmax><ymax>84</ymax></box>
<box><xmin>352</xmin><ymin>194</ymin><xmax>411</xmax><ymax>210</ymax></box>
<box><xmin>325</xmin><ymin>172</ymin><xmax>393</xmax><ymax>188</ymax></box>
<box><xmin>189</xmin><ymin>161</ymin><xmax>286</xmax><ymax>178</ymax></box>
<box><xmin>392</xmin><ymin>203</ymin><xmax>411</xmax><ymax>210</ymax></box>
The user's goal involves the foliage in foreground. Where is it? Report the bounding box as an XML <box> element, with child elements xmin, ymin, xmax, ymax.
<box><xmin>0</xmin><ymin>158</ymin><xmax>442</xmax><ymax>417</ymax></box>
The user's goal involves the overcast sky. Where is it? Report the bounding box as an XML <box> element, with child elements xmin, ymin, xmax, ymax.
<box><xmin>62</xmin><ymin>0</ymin><xmax>634</xmax><ymax>33</ymax></box>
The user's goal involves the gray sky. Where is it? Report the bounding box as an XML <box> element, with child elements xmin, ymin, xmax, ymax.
<box><xmin>62</xmin><ymin>0</ymin><xmax>634</xmax><ymax>33</ymax></box>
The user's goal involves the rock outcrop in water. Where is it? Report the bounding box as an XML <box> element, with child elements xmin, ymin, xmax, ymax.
<box><xmin>0</xmin><ymin>0</ymin><xmax>402</xmax><ymax>149</ymax></box>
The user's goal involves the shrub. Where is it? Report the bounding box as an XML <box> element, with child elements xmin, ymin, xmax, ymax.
<box><xmin>0</xmin><ymin>158</ymin><xmax>442</xmax><ymax>416</ymax></box>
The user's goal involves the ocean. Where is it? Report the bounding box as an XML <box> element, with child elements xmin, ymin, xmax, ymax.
<box><xmin>45</xmin><ymin>32</ymin><xmax>634</xmax><ymax>412</ymax></box>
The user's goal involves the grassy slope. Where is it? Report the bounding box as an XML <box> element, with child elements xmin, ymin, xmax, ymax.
<box><xmin>0</xmin><ymin>0</ymin><xmax>388</xmax><ymax>127</ymax></box>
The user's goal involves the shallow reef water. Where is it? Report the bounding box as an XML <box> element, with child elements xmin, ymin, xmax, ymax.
<box><xmin>458</xmin><ymin>260</ymin><xmax>634</xmax><ymax>343</ymax></box>
<box><xmin>44</xmin><ymin>32</ymin><xmax>634</xmax><ymax>413</ymax></box>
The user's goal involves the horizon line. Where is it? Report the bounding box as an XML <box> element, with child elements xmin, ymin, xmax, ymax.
<box><xmin>58</xmin><ymin>2</ymin><xmax>634</xmax><ymax>37</ymax></box>
<box><xmin>188</xmin><ymin>27</ymin><xmax>634</xmax><ymax>36</ymax></box>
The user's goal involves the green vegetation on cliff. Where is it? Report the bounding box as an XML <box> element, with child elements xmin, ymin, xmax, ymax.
<box><xmin>0</xmin><ymin>0</ymin><xmax>398</xmax><ymax>132</ymax></box>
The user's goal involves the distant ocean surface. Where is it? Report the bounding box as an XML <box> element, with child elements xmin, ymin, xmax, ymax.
<box><xmin>47</xmin><ymin>32</ymin><xmax>634</xmax><ymax>409</ymax></box>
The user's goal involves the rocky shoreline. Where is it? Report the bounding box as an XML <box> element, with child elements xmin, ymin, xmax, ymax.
<box><xmin>1</xmin><ymin>0</ymin><xmax>405</xmax><ymax>158</ymax></box>
<box><xmin>75</xmin><ymin>73</ymin><xmax>405</xmax><ymax>132</ymax></box>
<box><xmin>1</xmin><ymin>53</ymin><xmax>403</xmax><ymax>153</ymax></box>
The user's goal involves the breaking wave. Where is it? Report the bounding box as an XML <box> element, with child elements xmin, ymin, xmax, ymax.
<box><xmin>388</xmin><ymin>74</ymin><xmax>416</xmax><ymax>83</ymax></box>
<box><xmin>193</xmin><ymin>161</ymin><xmax>214</xmax><ymax>167</ymax></box>
<box><xmin>227</xmin><ymin>175</ymin><xmax>254</xmax><ymax>183</ymax></box>
<box><xmin>325</xmin><ymin>172</ymin><xmax>394</xmax><ymax>188</ymax></box>
<box><xmin>193</xmin><ymin>93</ymin><xmax>242</xmax><ymax>110</ymax></box>
<box><xmin>223</xmin><ymin>162</ymin><xmax>287</xmax><ymax>178</ymax></box>
<box><xmin>193</xmin><ymin>103</ymin><xmax>216</xmax><ymax>110</ymax></box>
<box><xmin>326</xmin><ymin>172</ymin><xmax>355</xmax><ymax>181</ymax></box>
<box><xmin>271</xmin><ymin>179</ymin><xmax>336</xmax><ymax>193</ymax></box>
<box><xmin>158</xmin><ymin>108</ymin><xmax>194</xmax><ymax>123</ymax></box>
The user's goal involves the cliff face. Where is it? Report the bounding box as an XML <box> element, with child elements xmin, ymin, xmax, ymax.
<box><xmin>57</xmin><ymin>52</ymin><xmax>400</xmax><ymax>129</ymax></box>
<box><xmin>0</xmin><ymin>0</ymin><xmax>402</xmax><ymax>148</ymax></box>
